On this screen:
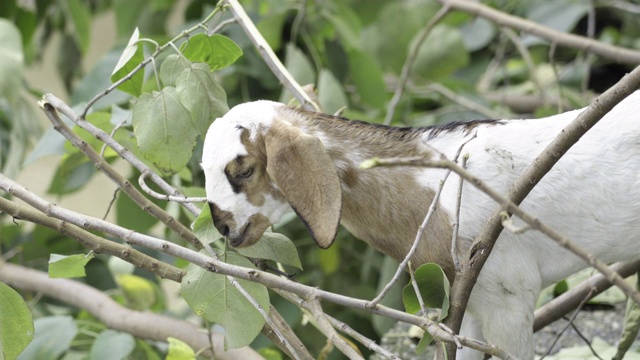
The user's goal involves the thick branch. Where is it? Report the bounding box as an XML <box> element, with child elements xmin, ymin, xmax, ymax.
<box><xmin>439</xmin><ymin>0</ymin><xmax>640</xmax><ymax>65</ymax></box>
<box><xmin>534</xmin><ymin>259</ymin><xmax>640</xmax><ymax>331</ymax></box>
<box><xmin>0</xmin><ymin>262</ymin><xmax>261</xmax><ymax>360</ymax></box>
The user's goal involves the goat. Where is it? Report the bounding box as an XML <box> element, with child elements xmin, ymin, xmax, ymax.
<box><xmin>201</xmin><ymin>92</ymin><xmax>640</xmax><ymax>359</ymax></box>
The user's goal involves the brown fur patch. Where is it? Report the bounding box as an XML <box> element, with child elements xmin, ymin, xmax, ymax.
<box><xmin>264</xmin><ymin>119</ymin><xmax>342</xmax><ymax>249</ymax></box>
<box><xmin>276</xmin><ymin>106</ymin><xmax>456</xmax><ymax>280</ymax></box>
<box><xmin>223</xmin><ymin>129</ymin><xmax>286</xmax><ymax>208</ymax></box>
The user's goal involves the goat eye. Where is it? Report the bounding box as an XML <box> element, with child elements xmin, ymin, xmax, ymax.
<box><xmin>236</xmin><ymin>168</ymin><xmax>253</xmax><ymax>179</ymax></box>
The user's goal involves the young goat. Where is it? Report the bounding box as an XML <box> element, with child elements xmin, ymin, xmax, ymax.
<box><xmin>201</xmin><ymin>92</ymin><xmax>640</xmax><ymax>359</ymax></box>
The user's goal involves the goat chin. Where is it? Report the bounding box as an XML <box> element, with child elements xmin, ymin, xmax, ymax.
<box><xmin>202</xmin><ymin>91</ymin><xmax>640</xmax><ymax>359</ymax></box>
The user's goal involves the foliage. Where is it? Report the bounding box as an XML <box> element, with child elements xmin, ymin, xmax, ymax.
<box><xmin>1</xmin><ymin>0</ymin><xmax>640</xmax><ymax>359</ymax></box>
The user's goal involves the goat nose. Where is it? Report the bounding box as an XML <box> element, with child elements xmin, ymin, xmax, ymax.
<box><xmin>221</xmin><ymin>225</ymin><xmax>230</xmax><ymax>237</ymax></box>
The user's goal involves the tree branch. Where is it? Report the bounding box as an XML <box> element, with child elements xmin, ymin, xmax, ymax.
<box><xmin>438</xmin><ymin>0</ymin><xmax>640</xmax><ymax>65</ymax></box>
<box><xmin>0</xmin><ymin>262</ymin><xmax>262</xmax><ymax>360</ymax></box>
<box><xmin>534</xmin><ymin>259</ymin><xmax>640</xmax><ymax>331</ymax></box>
<box><xmin>0</xmin><ymin>197</ymin><xmax>184</xmax><ymax>282</ymax></box>
<box><xmin>384</xmin><ymin>5</ymin><xmax>451</xmax><ymax>125</ymax></box>
<box><xmin>224</xmin><ymin>0</ymin><xmax>319</xmax><ymax>111</ymax></box>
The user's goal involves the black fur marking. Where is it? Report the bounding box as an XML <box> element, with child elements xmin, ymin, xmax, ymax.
<box><xmin>224</xmin><ymin>169</ymin><xmax>241</xmax><ymax>193</ymax></box>
<box><xmin>425</xmin><ymin>119</ymin><xmax>505</xmax><ymax>140</ymax></box>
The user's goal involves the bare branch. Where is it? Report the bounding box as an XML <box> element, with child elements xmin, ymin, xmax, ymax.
<box><xmin>307</xmin><ymin>294</ymin><xmax>364</xmax><ymax>360</ymax></box>
<box><xmin>0</xmin><ymin>262</ymin><xmax>261</xmax><ymax>360</ymax></box>
<box><xmin>139</xmin><ymin>171</ymin><xmax>208</xmax><ymax>203</ymax></box>
<box><xmin>438</xmin><ymin>0</ymin><xmax>640</xmax><ymax>65</ymax></box>
<box><xmin>0</xmin><ymin>197</ymin><xmax>185</xmax><ymax>282</ymax></box>
<box><xmin>224</xmin><ymin>0</ymin><xmax>319</xmax><ymax>111</ymax></box>
<box><xmin>384</xmin><ymin>5</ymin><xmax>451</xmax><ymax>125</ymax></box>
<box><xmin>534</xmin><ymin>259</ymin><xmax>640</xmax><ymax>331</ymax></box>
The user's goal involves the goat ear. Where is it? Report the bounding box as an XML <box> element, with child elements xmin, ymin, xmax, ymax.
<box><xmin>264</xmin><ymin>120</ymin><xmax>342</xmax><ymax>248</ymax></box>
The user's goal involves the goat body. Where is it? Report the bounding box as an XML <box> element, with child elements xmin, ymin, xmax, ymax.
<box><xmin>201</xmin><ymin>92</ymin><xmax>640</xmax><ymax>359</ymax></box>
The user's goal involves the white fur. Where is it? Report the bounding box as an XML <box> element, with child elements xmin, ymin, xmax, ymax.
<box><xmin>420</xmin><ymin>97</ymin><xmax>640</xmax><ymax>359</ymax></box>
<box><xmin>202</xmin><ymin>92</ymin><xmax>640</xmax><ymax>359</ymax></box>
<box><xmin>202</xmin><ymin>101</ymin><xmax>290</xmax><ymax>237</ymax></box>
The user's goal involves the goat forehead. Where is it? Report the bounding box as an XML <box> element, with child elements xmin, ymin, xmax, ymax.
<box><xmin>202</xmin><ymin>100</ymin><xmax>283</xmax><ymax>204</ymax></box>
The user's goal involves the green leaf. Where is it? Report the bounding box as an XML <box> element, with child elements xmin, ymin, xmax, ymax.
<box><xmin>115</xmin><ymin>172</ymin><xmax>163</xmax><ymax>233</ymax></box>
<box><xmin>72</xmin><ymin>49</ymin><xmax>131</xmax><ymax>110</ymax></box>
<box><xmin>348</xmin><ymin>50</ymin><xmax>389</xmax><ymax>108</ymax></box>
<box><xmin>62</xmin><ymin>0</ymin><xmax>91</xmax><ymax>54</ymax></box>
<box><xmin>279</xmin><ymin>43</ymin><xmax>315</xmax><ymax>103</ymax></box>
<box><xmin>90</xmin><ymin>330</ymin><xmax>135</xmax><ymax>360</ymax></box>
<box><xmin>412</xmin><ymin>25</ymin><xmax>469</xmax><ymax>82</ymax></box>
<box><xmin>132</xmin><ymin>87</ymin><xmax>197</xmax><ymax>173</ymax></box>
<box><xmin>403</xmin><ymin>263</ymin><xmax>450</xmax><ymax>319</ymax></box>
<box><xmin>67</xmin><ymin>112</ymin><xmax>119</xmax><ymax>159</ymax></box>
<box><xmin>524</xmin><ymin>1</ymin><xmax>589</xmax><ymax>46</ymax></box>
<box><xmin>18</xmin><ymin>316</ymin><xmax>77</xmax><ymax>360</ymax></box>
<box><xmin>159</xmin><ymin>54</ymin><xmax>191</xmax><ymax>87</ymax></box>
<box><xmin>115</xmin><ymin>274</ymin><xmax>158</xmax><ymax>311</ymax></box>
<box><xmin>176</xmin><ymin>62</ymin><xmax>229</xmax><ymax>137</ymax></box>
<box><xmin>0</xmin><ymin>19</ymin><xmax>24</xmax><ymax>100</ymax></box>
<box><xmin>47</xmin><ymin>159</ymin><xmax>95</xmax><ymax>195</ymax></box>
<box><xmin>181</xmin><ymin>251</ymin><xmax>269</xmax><ymax>349</ymax></box>
<box><xmin>460</xmin><ymin>17</ymin><xmax>496</xmax><ymax>52</ymax></box>
<box><xmin>48</xmin><ymin>253</ymin><xmax>94</xmax><ymax>278</ymax></box>
<box><xmin>0</xmin><ymin>282</ymin><xmax>34</xmax><ymax>360</ymax></box>
<box><xmin>192</xmin><ymin>204</ymin><xmax>222</xmax><ymax>245</ymax></box>
<box><xmin>361</xmin><ymin>1</ymin><xmax>441</xmax><ymax>73</ymax></box>
<box><xmin>110</xmin><ymin>27</ymin><xmax>144</xmax><ymax>97</ymax></box>
<box><xmin>236</xmin><ymin>231</ymin><xmax>303</xmax><ymax>270</ymax></box>
<box><xmin>166</xmin><ymin>337</ymin><xmax>195</xmax><ymax>360</ymax></box>
<box><xmin>318</xmin><ymin>240</ymin><xmax>340</xmax><ymax>275</ymax></box>
<box><xmin>318</xmin><ymin>69</ymin><xmax>347</xmax><ymax>114</ymax></box>
<box><xmin>180</xmin><ymin>34</ymin><xmax>243</xmax><ymax>71</ymax></box>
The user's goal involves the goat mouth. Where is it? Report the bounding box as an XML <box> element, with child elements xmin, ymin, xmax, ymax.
<box><xmin>229</xmin><ymin>222</ymin><xmax>250</xmax><ymax>247</ymax></box>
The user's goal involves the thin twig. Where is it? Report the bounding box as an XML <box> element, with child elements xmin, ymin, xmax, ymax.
<box><xmin>501</xmin><ymin>28</ymin><xmax>546</xmax><ymax>98</ymax></box>
<box><xmin>451</xmin><ymin>155</ymin><xmax>467</xmax><ymax>271</ymax></box>
<box><xmin>384</xmin><ymin>5</ymin><xmax>451</xmax><ymax>125</ymax></box>
<box><xmin>224</xmin><ymin>0</ymin><xmax>319</xmax><ymax>111</ymax></box>
<box><xmin>408</xmin><ymin>261</ymin><xmax>428</xmax><ymax>316</ymax></box>
<box><xmin>438</xmin><ymin>0</ymin><xmax>640</xmax><ymax>65</ymax></box>
<box><xmin>539</xmin><ymin>288</ymin><xmax>596</xmax><ymax>359</ymax></box>
<box><xmin>139</xmin><ymin>171</ymin><xmax>208</xmax><ymax>203</ymax></box>
<box><xmin>307</xmin><ymin>293</ymin><xmax>364</xmax><ymax>360</ymax></box>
